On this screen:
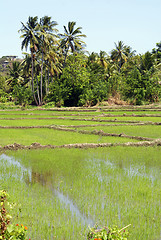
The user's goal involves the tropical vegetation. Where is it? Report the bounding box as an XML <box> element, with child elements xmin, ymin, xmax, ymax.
<box><xmin>0</xmin><ymin>16</ymin><xmax>161</xmax><ymax>107</ymax></box>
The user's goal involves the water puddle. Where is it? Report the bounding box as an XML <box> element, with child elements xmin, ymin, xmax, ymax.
<box><xmin>0</xmin><ymin>154</ymin><xmax>32</xmax><ymax>182</ymax></box>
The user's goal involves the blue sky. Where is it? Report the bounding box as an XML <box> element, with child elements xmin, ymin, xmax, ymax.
<box><xmin>1</xmin><ymin>0</ymin><xmax>161</xmax><ymax>58</ymax></box>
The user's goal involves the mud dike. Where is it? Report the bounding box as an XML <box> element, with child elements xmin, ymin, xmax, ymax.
<box><xmin>0</xmin><ymin>139</ymin><xmax>161</xmax><ymax>151</ymax></box>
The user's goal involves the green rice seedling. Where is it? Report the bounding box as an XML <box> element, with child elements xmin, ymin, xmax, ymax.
<box><xmin>97</xmin><ymin>116</ymin><xmax>161</xmax><ymax>123</ymax></box>
<box><xmin>98</xmin><ymin>110</ymin><xmax>161</xmax><ymax>115</ymax></box>
<box><xmin>75</xmin><ymin>124</ymin><xmax>161</xmax><ymax>139</ymax></box>
<box><xmin>1</xmin><ymin>109</ymin><xmax>161</xmax><ymax>123</ymax></box>
<box><xmin>0</xmin><ymin>128</ymin><xmax>139</xmax><ymax>147</ymax></box>
<box><xmin>0</xmin><ymin>113</ymin><xmax>96</xmax><ymax>119</ymax></box>
<box><xmin>0</xmin><ymin>118</ymin><xmax>128</xmax><ymax>127</ymax></box>
<box><xmin>0</xmin><ymin>155</ymin><xmax>87</xmax><ymax>239</ymax></box>
<box><xmin>1</xmin><ymin>107</ymin><xmax>161</xmax><ymax>115</ymax></box>
<box><xmin>3</xmin><ymin>146</ymin><xmax>160</xmax><ymax>240</ymax></box>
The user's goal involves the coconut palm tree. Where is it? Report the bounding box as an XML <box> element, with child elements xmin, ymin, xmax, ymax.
<box><xmin>39</xmin><ymin>16</ymin><xmax>58</xmax><ymax>103</ymax></box>
<box><xmin>98</xmin><ymin>51</ymin><xmax>108</xmax><ymax>69</ymax></box>
<box><xmin>44</xmin><ymin>46</ymin><xmax>62</xmax><ymax>94</ymax></box>
<box><xmin>59</xmin><ymin>21</ymin><xmax>86</xmax><ymax>68</ymax></box>
<box><xmin>21</xmin><ymin>53</ymin><xmax>32</xmax><ymax>83</ymax></box>
<box><xmin>7</xmin><ymin>61</ymin><xmax>22</xmax><ymax>90</ymax></box>
<box><xmin>110</xmin><ymin>41</ymin><xmax>129</xmax><ymax>72</ymax></box>
<box><xmin>19</xmin><ymin>16</ymin><xmax>40</xmax><ymax>105</ymax></box>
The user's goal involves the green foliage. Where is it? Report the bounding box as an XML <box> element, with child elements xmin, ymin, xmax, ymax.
<box><xmin>122</xmin><ymin>67</ymin><xmax>161</xmax><ymax>104</ymax></box>
<box><xmin>0</xmin><ymin>75</ymin><xmax>10</xmax><ymax>103</ymax></box>
<box><xmin>7</xmin><ymin>62</ymin><xmax>22</xmax><ymax>91</ymax></box>
<box><xmin>108</xmin><ymin>73</ymin><xmax>122</xmax><ymax>96</ymax></box>
<box><xmin>152</xmin><ymin>42</ymin><xmax>161</xmax><ymax>63</ymax></box>
<box><xmin>0</xmin><ymin>75</ymin><xmax>6</xmax><ymax>91</ymax></box>
<box><xmin>12</xmin><ymin>85</ymin><xmax>33</xmax><ymax>106</ymax></box>
<box><xmin>80</xmin><ymin>79</ymin><xmax>108</xmax><ymax>106</ymax></box>
<box><xmin>0</xmin><ymin>190</ymin><xmax>28</xmax><ymax>240</ymax></box>
<box><xmin>0</xmin><ymin>75</ymin><xmax>8</xmax><ymax>100</ymax></box>
<box><xmin>46</xmin><ymin>79</ymin><xmax>64</xmax><ymax>106</ymax></box>
<box><xmin>59</xmin><ymin>53</ymin><xmax>90</xmax><ymax>106</ymax></box>
<box><xmin>1</xmin><ymin>19</ymin><xmax>160</xmax><ymax>106</ymax></box>
<box><xmin>140</xmin><ymin>51</ymin><xmax>154</xmax><ymax>72</ymax></box>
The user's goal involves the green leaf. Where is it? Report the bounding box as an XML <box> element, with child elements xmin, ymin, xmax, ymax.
<box><xmin>7</xmin><ymin>224</ymin><xmax>14</xmax><ymax>233</ymax></box>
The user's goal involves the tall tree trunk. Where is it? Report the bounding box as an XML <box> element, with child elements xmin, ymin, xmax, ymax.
<box><xmin>31</xmin><ymin>50</ymin><xmax>38</xmax><ymax>106</ymax></box>
<box><xmin>59</xmin><ymin>46</ymin><xmax>69</xmax><ymax>80</ymax></box>
<box><xmin>36</xmin><ymin>77</ymin><xmax>41</xmax><ymax>106</ymax></box>
<box><xmin>46</xmin><ymin>61</ymin><xmax>50</xmax><ymax>94</ymax></box>
<box><xmin>47</xmin><ymin>65</ymin><xmax>50</xmax><ymax>91</ymax></box>
<box><xmin>40</xmin><ymin>52</ymin><xmax>44</xmax><ymax>104</ymax></box>
<box><xmin>45</xmin><ymin>68</ymin><xmax>48</xmax><ymax>95</ymax></box>
<box><xmin>63</xmin><ymin>46</ymin><xmax>69</xmax><ymax>69</ymax></box>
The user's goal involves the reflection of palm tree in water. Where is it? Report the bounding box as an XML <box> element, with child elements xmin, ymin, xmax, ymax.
<box><xmin>25</xmin><ymin>169</ymin><xmax>94</xmax><ymax>226</ymax></box>
<box><xmin>25</xmin><ymin>171</ymin><xmax>53</xmax><ymax>187</ymax></box>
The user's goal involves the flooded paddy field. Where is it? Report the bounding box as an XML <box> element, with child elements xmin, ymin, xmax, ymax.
<box><xmin>0</xmin><ymin>106</ymin><xmax>161</xmax><ymax>240</ymax></box>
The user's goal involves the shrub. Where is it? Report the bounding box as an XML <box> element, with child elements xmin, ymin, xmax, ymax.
<box><xmin>0</xmin><ymin>190</ymin><xmax>29</xmax><ymax>240</ymax></box>
<box><xmin>12</xmin><ymin>85</ymin><xmax>33</xmax><ymax>106</ymax></box>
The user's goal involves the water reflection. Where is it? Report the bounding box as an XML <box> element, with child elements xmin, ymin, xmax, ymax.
<box><xmin>27</xmin><ymin>171</ymin><xmax>94</xmax><ymax>226</ymax></box>
<box><xmin>53</xmin><ymin>189</ymin><xmax>94</xmax><ymax>226</ymax></box>
<box><xmin>0</xmin><ymin>154</ymin><xmax>32</xmax><ymax>182</ymax></box>
<box><xmin>124</xmin><ymin>165</ymin><xmax>155</xmax><ymax>183</ymax></box>
<box><xmin>88</xmin><ymin>156</ymin><xmax>155</xmax><ymax>184</ymax></box>
<box><xmin>0</xmin><ymin>154</ymin><xmax>94</xmax><ymax>227</ymax></box>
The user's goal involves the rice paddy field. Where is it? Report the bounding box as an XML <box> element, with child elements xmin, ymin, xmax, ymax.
<box><xmin>0</xmin><ymin>105</ymin><xmax>161</xmax><ymax>240</ymax></box>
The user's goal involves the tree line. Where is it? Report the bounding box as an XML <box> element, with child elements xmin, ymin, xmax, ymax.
<box><xmin>0</xmin><ymin>16</ymin><xmax>161</xmax><ymax>106</ymax></box>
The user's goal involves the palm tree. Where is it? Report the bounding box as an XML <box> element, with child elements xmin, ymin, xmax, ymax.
<box><xmin>152</xmin><ymin>42</ymin><xmax>161</xmax><ymax>64</ymax></box>
<box><xmin>21</xmin><ymin>53</ymin><xmax>32</xmax><ymax>84</ymax></box>
<box><xmin>98</xmin><ymin>51</ymin><xmax>108</xmax><ymax>69</ymax></box>
<box><xmin>110</xmin><ymin>41</ymin><xmax>129</xmax><ymax>72</ymax></box>
<box><xmin>39</xmin><ymin>16</ymin><xmax>58</xmax><ymax>103</ymax></box>
<box><xmin>19</xmin><ymin>16</ymin><xmax>40</xmax><ymax>105</ymax></box>
<box><xmin>7</xmin><ymin>61</ymin><xmax>22</xmax><ymax>90</ymax></box>
<box><xmin>44</xmin><ymin>45</ymin><xmax>62</xmax><ymax>94</ymax></box>
<box><xmin>59</xmin><ymin>21</ymin><xmax>86</xmax><ymax>68</ymax></box>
